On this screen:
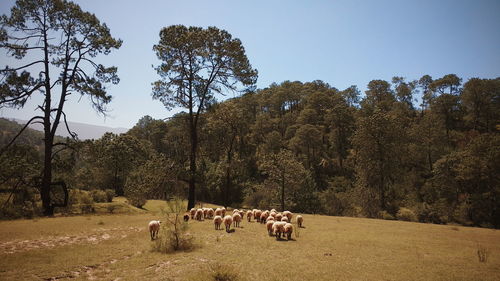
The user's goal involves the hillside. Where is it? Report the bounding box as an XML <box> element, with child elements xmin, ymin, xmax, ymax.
<box><xmin>0</xmin><ymin>117</ymin><xmax>46</xmax><ymax>148</ymax></box>
<box><xmin>7</xmin><ymin>118</ymin><xmax>128</xmax><ymax>140</ymax></box>
<box><xmin>0</xmin><ymin>200</ymin><xmax>499</xmax><ymax>281</ymax></box>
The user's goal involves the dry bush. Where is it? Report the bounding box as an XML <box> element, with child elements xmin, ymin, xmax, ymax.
<box><xmin>396</xmin><ymin>207</ymin><xmax>418</xmax><ymax>222</ymax></box>
<box><xmin>152</xmin><ymin>198</ymin><xmax>194</xmax><ymax>253</ymax></box>
<box><xmin>209</xmin><ymin>263</ymin><xmax>240</xmax><ymax>281</ymax></box>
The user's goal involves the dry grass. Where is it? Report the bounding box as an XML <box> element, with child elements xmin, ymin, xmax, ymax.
<box><xmin>0</xmin><ymin>201</ymin><xmax>499</xmax><ymax>281</ymax></box>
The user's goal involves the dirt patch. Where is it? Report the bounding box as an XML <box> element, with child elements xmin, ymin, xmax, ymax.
<box><xmin>0</xmin><ymin>226</ymin><xmax>143</xmax><ymax>254</ymax></box>
<box><xmin>44</xmin><ymin>251</ymin><xmax>143</xmax><ymax>280</ymax></box>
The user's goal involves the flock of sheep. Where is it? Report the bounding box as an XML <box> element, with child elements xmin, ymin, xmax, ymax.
<box><xmin>148</xmin><ymin>207</ymin><xmax>305</xmax><ymax>241</ymax></box>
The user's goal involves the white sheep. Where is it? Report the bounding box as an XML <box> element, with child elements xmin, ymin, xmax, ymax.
<box><xmin>238</xmin><ymin>210</ymin><xmax>245</xmax><ymax>219</ymax></box>
<box><xmin>266</xmin><ymin>216</ymin><xmax>275</xmax><ymax>223</ymax></box>
<box><xmin>215</xmin><ymin>208</ymin><xmax>223</xmax><ymax>217</ymax></box>
<box><xmin>221</xmin><ymin>207</ymin><xmax>226</xmax><ymax>216</ymax></box>
<box><xmin>296</xmin><ymin>215</ymin><xmax>304</xmax><ymax>228</ymax></box>
<box><xmin>195</xmin><ymin>208</ymin><xmax>204</xmax><ymax>221</ymax></box>
<box><xmin>246</xmin><ymin>210</ymin><xmax>253</xmax><ymax>222</ymax></box>
<box><xmin>270</xmin><ymin>208</ymin><xmax>277</xmax><ymax>213</ymax></box>
<box><xmin>266</xmin><ymin>219</ymin><xmax>275</xmax><ymax>236</ymax></box>
<box><xmin>190</xmin><ymin>208</ymin><xmax>196</xmax><ymax>219</ymax></box>
<box><xmin>283</xmin><ymin>223</ymin><xmax>293</xmax><ymax>240</ymax></box>
<box><xmin>281</xmin><ymin>216</ymin><xmax>289</xmax><ymax>223</ymax></box>
<box><xmin>272</xmin><ymin>221</ymin><xmax>286</xmax><ymax>239</ymax></box>
<box><xmin>275</xmin><ymin>213</ymin><xmax>283</xmax><ymax>222</ymax></box>
<box><xmin>148</xmin><ymin>220</ymin><xmax>161</xmax><ymax>240</ymax></box>
<box><xmin>260</xmin><ymin>210</ymin><xmax>269</xmax><ymax>224</ymax></box>
<box><xmin>233</xmin><ymin>212</ymin><xmax>242</xmax><ymax>227</ymax></box>
<box><xmin>283</xmin><ymin>211</ymin><xmax>293</xmax><ymax>222</ymax></box>
<box><xmin>207</xmin><ymin>208</ymin><xmax>215</xmax><ymax>219</ymax></box>
<box><xmin>254</xmin><ymin>210</ymin><xmax>262</xmax><ymax>223</ymax></box>
<box><xmin>213</xmin><ymin>215</ymin><xmax>223</xmax><ymax>230</ymax></box>
<box><xmin>232</xmin><ymin>209</ymin><xmax>240</xmax><ymax>214</ymax></box>
<box><xmin>269</xmin><ymin>211</ymin><xmax>277</xmax><ymax>219</ymax></box>
<box><xmin>223</xmin><ymin>215</ymin><xmax>233</xmax><ymax>232</ymax></box>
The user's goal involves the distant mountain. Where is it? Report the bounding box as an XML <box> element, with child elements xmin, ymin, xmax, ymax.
<box><xmin>8</xmin><ymin>118</ymin><xmax>129</xmax><ymax>140</ymax></box>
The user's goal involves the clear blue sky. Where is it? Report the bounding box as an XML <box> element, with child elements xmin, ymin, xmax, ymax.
<box><xmin>1</xmin><ymin>0</ymin><xmax>499</xmax><ymax>128</ymax></box>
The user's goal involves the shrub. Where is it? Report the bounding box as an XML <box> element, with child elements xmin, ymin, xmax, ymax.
<box><xmin>452</xmin><ymin>202</ymin><xmax>473</xmax><ymax>226</ymax></box>
<box><xmin>90</xmin><ymin>190</ymin><xmax>107</xmax><ymax>203</ymax></box>
<box><xmin>127</xmin><ymin>193</ymin><xmax>147</xmax><ymax>209</ymax></box>
<box><xmin>416</xmin><ymin>201</ymin><xmax>450</xmax><ymax>224</ymax></box>
<box><xmin>152</xmin><ymin>199</ymin><xmax>194</xmax><ymax>253</ymax></box>
<box><xmin>104</xmin><ymin>189</ymin><xmax>115</xmax><ymax>202</ymax></box>
<box><xmin>69</xmin><ymin>189</ymin><xmax>94</xmax><ymax>205</ymax></box>
<box><xmin>379</xmin><ymin>210</ymin><xmax>395</xmax><ymax>220</ymax></box>
<box><xmin>67</xmin><ymin>189</ymin><xmax>95</xmax><ymax>214</ymax></box>
<box><xmin>396</xmin><ymin>207</ymin><xmax>418</xmax><ymax>222</ymax></box>
<box><xmin>209</xmin><ymin>263</ymin><xmax>240</xmax><ymax>281</ymax></box>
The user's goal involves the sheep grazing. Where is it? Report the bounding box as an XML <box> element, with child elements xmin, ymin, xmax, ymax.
<box><xmin>223</xmin><ymin>215</ymin><xmax>233</xmax><ymax>232</ymax></box>
<box><xmin>281</xmin><ymin>216</ymin><xmax>289</xmax><ymax>223</ymax></box>
<box><xmin>266</xmin><ymin>216</ymin><xmax>275</xmax><ymax>223</ymax></box>
<box><xmin>269</xmin><ymin>211</ymin><xmax>277</xmax><ymax>219</ymax></box>
<box><xmin>148</xmin><ymin>220</ymin><xmax>161</xmax><ymax>240</ymax></box>
<box><xmin>213</xmin><ymin>215</ymin><xmax>223</xmax><ymax>230</ymax></box>
<box><xmin>239</xmin><ymin>210</ymin><xmax>245</xmax><ymax>219</ymax></box>
<box><xmin>207</xmin><ymin>208</ymin><xmax>215</xmax><ymax>219</ymax></box>
<box><xmin>266</xmin><ymin>219</ymin><xmax>275</xmax><ymax>236</ymax></box>
<box><xmin>296</xmin><ymin>215</ymin><xmax>303</xmax><ymax>228</ymax></box>
<box><xmin>203</xmin><ymin>208</ymin><xmax>209</xmax><ymax>219</ymax></box>
<box><xmin>260</xmin><ymin>211</ymin><xmax>269</xmax><ymax>224</ymax></box>
<box><xmin>254</xmin><ymin>210</ymin><xmax>262</xmax><ymax>223</ymax></box>
<box><xmin>183</xmin><ymin>213</ymin><xmax>190</xmax><ymax>222</ymax></box>
<box><xmin>190</xmin><ymin>208</ymin><xmax>196</xmax><ymax>219</ymax></box>
<box><xmin>232</xmin><ymin>213</ymin><xmax>242</xmax><ymax>227</ymax></box>
<box><xmin>283</xmin><ymin>211</ymin><xmax>293</xmax><ymax>222</ymax></box>
<box><xmin>215</xmin><ymin>208</ymin><xmax>223</xmax><ymax>217</ymax></box>
<box><xmin>246</xmin><ymin>210</ymin><xmax>253</xmax><ymax>222</ymax></box>
<box><xmin>272</xmin><ymin>221</ymin><xmax>286</xmax><ymax>239</ymax></box>
<box><xmin>275</xmin><ymin>213</ymin><xmax>283</xmax><ymax>222</ymax></box>
<box><xmin>221</xmin><ymin>207</ymin><xmax>226</xmax><ymax>216</ymax></box>
<box><xmin>283</xmin><ymin>223</ymin><xmax>293</xmax><ymax>240</ymax></box>
<box><xmin>195</xmin><ymin>209</ymin><xmax>204</xmax><ymax>221</ymax></box>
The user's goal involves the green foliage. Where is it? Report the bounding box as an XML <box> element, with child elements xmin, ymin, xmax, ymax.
<box><xmin>258</xmin><ymin>149</ymin><xmax>308</xmax><ymax>211</ymax></box>
<box><xmin>124</xmin><ymin>154</ymin><xmax>176</xmax><ymax>208</ymax></box>
<box><xmin>65</xmin><ymin>189</ymin><xmax>95</xmax><ymax>214</ymax></box>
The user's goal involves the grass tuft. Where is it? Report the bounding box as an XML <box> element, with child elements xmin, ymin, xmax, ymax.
<box><xmin>477</xmin><ymin>244</ymin><xmax>489</xmax><ymax>263</ymax></box>
<box><xmin>209</xmin><ymin>263</ymin><xmax>240</xmax><ymax>281</ymax></box>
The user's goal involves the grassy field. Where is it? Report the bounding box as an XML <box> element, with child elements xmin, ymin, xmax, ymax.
<box><xmin>0</xmin><ymin>198</ymin><xmax>499</xmax><ymax>281</ymax></box>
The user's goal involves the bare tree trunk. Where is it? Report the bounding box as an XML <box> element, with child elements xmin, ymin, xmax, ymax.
<box><xmin>187</xmin><ymin>121</ymin><xmax>197</xmax><ymax>210</ymax></box>
<box><xmin>41</xmin><ymin>19</ymin><xmax>54</xmax><ymax>216</ymax></box>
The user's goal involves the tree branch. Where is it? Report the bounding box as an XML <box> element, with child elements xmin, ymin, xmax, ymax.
<box><xmin>61</xmin><ymin>110</ymin><xmax>78</xmax><ymax>140</ymax></box>
<box><xmin>0</xmin><ymin>60</ymin><xmax>45</xmax><ymax>73</ymax></box>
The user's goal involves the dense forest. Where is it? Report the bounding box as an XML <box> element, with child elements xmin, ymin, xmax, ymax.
<box><xmin>2</xmin><ymin>74</ymin><xmax>499</xmax><ymax>228</ymax></box>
